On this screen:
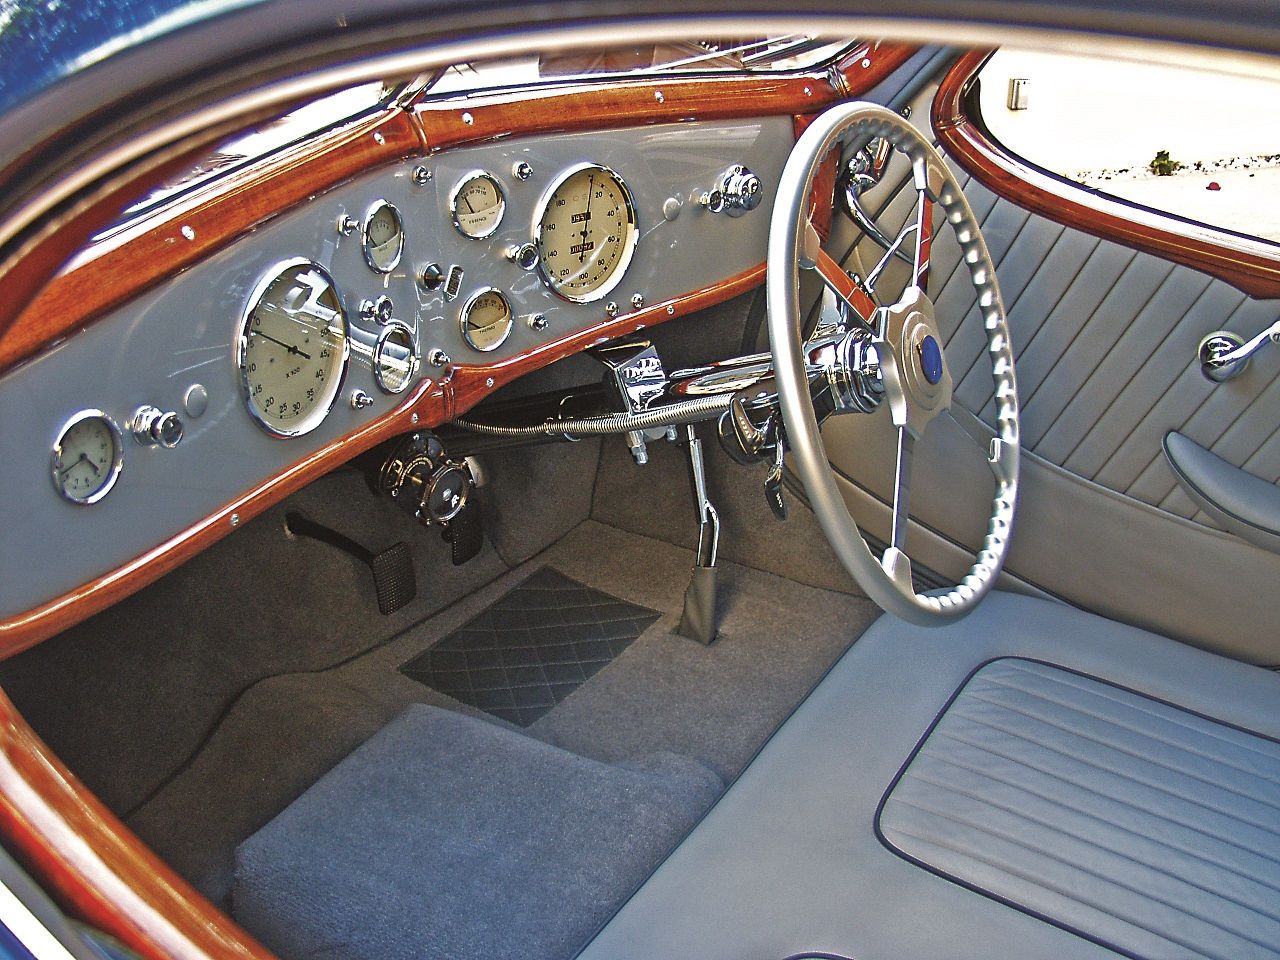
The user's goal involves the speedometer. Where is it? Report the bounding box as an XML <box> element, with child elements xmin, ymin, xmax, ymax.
<box><xmin>534</xmin><ymin>163</ymin><xmax>638</xmax><ymax>303</ymax></box>
<box><xmin>237</xmin><ymin>259</ymin><xmax>349</xmax><ymax>437</ymax></box>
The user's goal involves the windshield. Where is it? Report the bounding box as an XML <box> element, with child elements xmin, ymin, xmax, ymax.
<box><xmin>0</xmin><ymin>0</ymin><xmax>264</xmax><ymax>114</ymax></box>
<box><xmin>423</xmin><ymin>37</ymin><xmax>856</xmax><ymax>98</ymax></box>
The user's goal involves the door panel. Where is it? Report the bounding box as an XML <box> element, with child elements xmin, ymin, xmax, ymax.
<box><xmin>821</xmin><ymin>80</ymin><xmax>1280</xmax><ymax>661</ymax></box>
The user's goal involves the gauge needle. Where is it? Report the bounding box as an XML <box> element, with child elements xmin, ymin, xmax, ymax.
<box><xmin>578</xmin><ymin>172</ymin><xmax>595</xmax><ymax>263</ymax></box>
<box><xmin>462</xmin><ymin>195</ymin><xmax>476</xmax><ymax>214</ymax></box>
<box><xmin>253</xmin><ymin>330</ymin><xmax>312</xmax><ymax>360</ymax></box>
<box><xmin>60</xmin><ymin>452</ymin><xmax>99</xmax><ymax>478</ymax></box>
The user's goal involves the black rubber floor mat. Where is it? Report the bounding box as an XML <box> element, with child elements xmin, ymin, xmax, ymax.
<box><xmin>399</xmin><ymin>567</ymin><xmax>661</xmax><ymax>726</ymax></box>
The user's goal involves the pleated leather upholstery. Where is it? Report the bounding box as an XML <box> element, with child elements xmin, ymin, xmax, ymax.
<box><xmin>879</xmin><ymin>658</ymin><xmax>1280</xmax><ymax>960</ymax></box>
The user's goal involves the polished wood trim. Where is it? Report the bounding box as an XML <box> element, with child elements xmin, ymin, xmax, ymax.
<box><xmin>412</xmin><ymin>42</ymin><xmax>916</xmax><ymax>152</ymax></box>
<box><xmin>0</xmin><ymin>688</ymin><xmax>277</xmax><ymax>959</ymax></box>
<box><xmin>445</xmin><ymin>261</ymin><xmax>766</xmax><ymax>417</ymax></box>
<box><xmin>933</xmin><ymin>49</ymin><xmax>1280</xmax><ymax>299</ymax></box>
<box><xmin>0</xmin><ymin>110</ymin><xmax>424</xmax><ymax>374</ymax></box>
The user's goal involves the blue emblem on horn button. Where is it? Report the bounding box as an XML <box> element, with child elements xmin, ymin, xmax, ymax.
<box><xmin>918</xmin><ymin>335</ymin><xmax>943</xmax><ymax>385</ymax></box>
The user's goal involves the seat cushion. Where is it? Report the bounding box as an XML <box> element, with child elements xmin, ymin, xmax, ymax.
<box><xmin>879</xmin><ymin>658</ymin><xmax>1280</xmax><ymax>960</ymax></box>
<box><xmin>233</xmin><ymin>704</ymin><xmax>720</xmax><ymax>960</ymax></box>
<box><xmin>576</xmin><ymin>592</ymin><xmax>1280</xmax><ymax>960</ymax></box>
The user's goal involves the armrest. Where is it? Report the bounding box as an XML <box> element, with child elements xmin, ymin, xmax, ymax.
<box><xmin>1163</xmin><ymin>430</ymin><xmax>1280</xmax><ymax>554</ymax></box>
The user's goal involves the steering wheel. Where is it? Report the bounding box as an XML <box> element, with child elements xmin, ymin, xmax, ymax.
<box><xmin>767</xmin><ymin>102</ymin><xmax>1020</xmax><ymax>625</ymax></box>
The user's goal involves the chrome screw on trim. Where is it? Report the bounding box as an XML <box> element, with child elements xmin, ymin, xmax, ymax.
<box><xmin>631</xmin><ymin>293</ymin><xmax>645</xmax><ymax>310</ymax></box>
<box><xmin>411</xmin><ymin>165</ymin><xmax>431</xmax><ymax>186</ymax></box>
<box><xmin>605</xmin><ymin>301</ymin><xmax>619</xmax><ymax>319</ymax></box>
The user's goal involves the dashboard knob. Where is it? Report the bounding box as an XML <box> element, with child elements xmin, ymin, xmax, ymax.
<box><xmin>419</xmin><ymin>262</ymin><xmax>445</xmax><ymax>290</ymax></box>
<box><xmin>130</xmin><ymin>405</ymin><xmax>183</xmax><ymax>448</ymax></box>
<box><xmin>706</xmin><ymin>165</ymin><xmax>763</xmax><ymax>217</ymax></box>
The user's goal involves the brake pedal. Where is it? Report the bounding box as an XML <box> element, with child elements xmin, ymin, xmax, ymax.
<box><xmin>285</xmin><ymin>512</ymin><xmax>417</xmax><ymax>615</ymax></box>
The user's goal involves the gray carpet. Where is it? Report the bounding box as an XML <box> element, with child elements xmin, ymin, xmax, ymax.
<box><xmin>126</xmin><ymin>521</ymin><xmax>878</xmax><ymax>904</ymax></box>
<box><xmin>233</xmin><ymin>703</ymin><xmax>722</xmax><ymax>960</ymax></box>
<box><xmin>0</xmin><ymin>438</ymin><xmax>601</xmax><ymax>817</ymax></box>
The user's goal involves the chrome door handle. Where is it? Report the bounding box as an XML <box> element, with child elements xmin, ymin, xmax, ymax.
<box><xmin>1198</xmin><ymin>319</ymin><xmax>1280</xmax><ymax>382</ymax></box>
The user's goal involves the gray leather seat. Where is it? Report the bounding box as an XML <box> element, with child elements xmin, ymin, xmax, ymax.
<box><xmin>575</xmin><ymin>592</ymin><xmax>1280</xmax><ymax>960</ymax></box>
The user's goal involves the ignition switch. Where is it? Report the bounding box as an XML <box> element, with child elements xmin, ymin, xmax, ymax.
<box><xmin>701</xmin><ymin>164</ymin><xmax>763</xmax><ymax>217</ymax></box>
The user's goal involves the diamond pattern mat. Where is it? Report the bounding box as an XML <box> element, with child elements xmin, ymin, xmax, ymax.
<box><xmin>399</xmin><ymin>567</ymin><xmax>662</xmax><ymax>726</ymax></box>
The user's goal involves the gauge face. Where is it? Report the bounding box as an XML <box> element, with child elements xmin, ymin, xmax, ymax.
<box><xmin>460</xmin><ymin>288</ymin><xmax>513</xmax><ymax>352</ymax></box>
<box><xmin>535</xmin><ymin>163</ymin><xmax>638</xmax><ymax>303</ymax></box>
<box><xmin>451</xmin><ymin>172</ymin><xmax>505</xmax><ymax>239</ymax></box>
<box><xmin>52</xmin><ymin>411</ymin><xmax>123</xmax><ymax>504</ymax></box>
<box><xmin>238</xmin><ymin>259</ymin><xmax>349</xmax><ymax>437</ymax></box>
<box><xmin>362</xmin><ymin>200</ymin><xmax>404</xmax><ymax>273</ymax></box>
<box><xmin>374</xmin><ymin>322</ymin><xmax>418</xmax><ymax>394</ymax></box>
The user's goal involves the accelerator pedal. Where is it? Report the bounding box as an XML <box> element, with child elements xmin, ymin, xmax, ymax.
<box><xmin>285</xmin><ymin>511</ymin><xmax>416</xmax><ymax>615</ymax></box>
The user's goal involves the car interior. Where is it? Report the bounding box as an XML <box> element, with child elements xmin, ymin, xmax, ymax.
<box><xmin>0</xmin><ymin>10</ymin><xmax>1279</xmax><ymax>960</ymax></box>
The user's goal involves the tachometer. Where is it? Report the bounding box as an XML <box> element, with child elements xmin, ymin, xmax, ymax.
<box><xmin>535</xmin><ymin>163</ymin><xmax>638</xmax><ymax>303</ymax></box>
<box><xmin>237</xmin><ymin>259</ymin><xmax>349</xmax><ymax>437</ymax></box>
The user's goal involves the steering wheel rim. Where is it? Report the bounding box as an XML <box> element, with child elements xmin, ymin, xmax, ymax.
<box><xmin>767</xmin><ymin>102</ymin><xmax>1020</xmax><ymax>625</ymax></box>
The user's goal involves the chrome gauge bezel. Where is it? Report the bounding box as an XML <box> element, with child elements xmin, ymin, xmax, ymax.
<box><xmin>373</xmin><ymin>320</ymin><xmax>419</xmax><ymax>394</ymax></box>
<box><xmin>236</xmin><ymin>257</ymin><xmax>351</xmax><ymax>439</ymax></box>
<box><xmin>51</xmin><ymin>409</ymin><xmax>124</xmax><ymax>505</ymax></box>
<box><xmin>459</xmin><ymin>286</ymin><xmax>514</xmax><ymax>353</ymax></box>
<box><xmin>361</xmin><ymin>198</ymin><xmax>405</xmax><ymax>274</ymax></box>
<box><xmin>533</xmin><ymin>161</ymin><xmax>639</xmax><ymax>305</ymax></box>
<box><xmin>450</xmin><ymin>170</ymin><xmax>506</xmax><ymax>240</ymax></box>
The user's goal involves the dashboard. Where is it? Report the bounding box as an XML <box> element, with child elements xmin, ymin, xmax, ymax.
<box><xmin>0</xmin><ymin>116</ymin><xmax>792</xmax><ymax>623</ymax></box>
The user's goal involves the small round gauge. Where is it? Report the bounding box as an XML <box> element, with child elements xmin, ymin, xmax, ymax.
<box><xmin>362</xmin><ymin>199</ymin><xmax>404</xmax><ymax>273</ymax></box>
<box><xmin>238</xmin><ymin>259</ymin><xmax>349</xmax><ymax>437</ymax></box>
<box><xmin>451</xmin><ymin>172</ymin><xmax>505</xmax><ymax>239</ymax></box>
<box><xmin>535</xmin><ymin>163</ymin><xmax>638</xmax><ymax>303</ymax></box>
<box><xmin>374</xmin><ymin>321</ymin><xmax>419</xmax><ymax>394</ymax></box>
<box><xmin>51</xmin><ymin>411</ymin><xmax>123</xmax><ymax>505</ymax></box>
<box><xmin>460</xmin><ymin>288</ymin><xmax>513</xmax><ymax>352</ymax></box>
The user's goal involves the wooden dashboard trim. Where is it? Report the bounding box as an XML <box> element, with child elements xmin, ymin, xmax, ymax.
<box><xmin>0</xmin><ymin>687</ymin><xmax>278</xmax><ymax>960</ymax></box>
<box><xmin>932</xmin><ymin>50</ymin><xmax>1280</xmax><ymax>300</ymax></box>
<box><xmin>0</xmin><ymin>111</ymin><xmax>425</xmax><ymax>375</ymax></box>
<box><xmin>411</xmin><ymin>41</ymin><xmax>914</xmax><ymax>152</ymax></box>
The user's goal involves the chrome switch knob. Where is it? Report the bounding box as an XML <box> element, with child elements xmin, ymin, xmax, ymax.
<box><xmin>716</xmin><ymin>164</ymin><xmax>762</xmax><ymax>216</ymax></box>
<box><xmin>131</xmin><ymin>405</ymin><xmax>183</xmax><ymax>447</ymax></box>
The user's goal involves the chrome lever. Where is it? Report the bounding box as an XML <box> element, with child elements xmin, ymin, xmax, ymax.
<box><xmin>1199</xmin><ymin>320</ymin><xmax>1280</xmax><ymax>382</ymax></box>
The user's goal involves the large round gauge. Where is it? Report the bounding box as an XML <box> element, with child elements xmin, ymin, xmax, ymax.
<box><xmin>362</xmin><ymin>199</ymin><xmax>404</xmax><ymax>273</ymax></box>
<box><xmin>451</xmin><ymin>172</ymin><xmax>505</xmax><ymax>239</ymax></box>
<box><xmin>51</xmin><ymin>410</ymin><xmax>123</xmax><ymax>505</ymax></box>
<box><xmin>374</xmin><ymin>321</ymin><xmax>419</xmax><ymax>394</ymax></box>
<box><xmin>535</xmin><ymin>163</ymin><xmax>638</xmax><ymax>303</ymax></box>
<box><xmin>460</xmin><ymin>288</ymin><xmax>513</xmax><ymax>352</ymax></box>
<box><xmin>237</xmin><ymin>259</ymin><xmax>349</xmax><ymax>437</ymax></box>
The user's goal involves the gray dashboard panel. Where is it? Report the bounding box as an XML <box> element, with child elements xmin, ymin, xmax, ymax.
<box><xmin>0</xmin><ymin>116</ymin><xmax>790</xmax><ymax>619</ymax></box>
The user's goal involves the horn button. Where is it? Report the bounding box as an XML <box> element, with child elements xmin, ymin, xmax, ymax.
<box><xmin>875</xmin><ymin>285</ymin><xmax>952</xmax><ymax>439</ymax></box>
